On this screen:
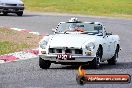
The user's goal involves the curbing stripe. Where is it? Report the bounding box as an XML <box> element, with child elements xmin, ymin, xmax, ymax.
<box><xmin>9</xmin><ymin>51</ymin><xmax>37</xmax><ymax>60</ymax></box>
<box><xmin>10</xmin><ymin>28</ymin><xmax>41</xmax><ymax>35</ymax></box>
<box><xmin>21</xmin><ymin>30</ymin><xmax>32</xmax><ymax>32</ymax></box>
<box><xmin>0</xmin><ymin>50</ymin><xmax>39</xmax><ymax>64</ymax></box>
<box><xmin>10</xmin><ymin>28</ymin><xmax>25</xmax><ymax>31</ymax></box>
<box><xmin>0</xmin><ymin>55</ymin><xmax>19</xmax><ymax>62</ymax></box>
<box><xmin>29</xmin><ymin>32</ymin><xmax>41</xmax><ymax>35</ymax></box>
<box><xmin>0</xmin><ymin>60</ymin><xmax>5</xmax><ymax>63</ymax></box>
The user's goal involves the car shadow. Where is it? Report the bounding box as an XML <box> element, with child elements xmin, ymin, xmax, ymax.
<box><xmin>100</xmin><ymin>62</ymin><xmax>132</xmax><ymax>70</ymax></box>
<box><xmin>49</xmin><ymin>62</ymin><xmax>132</xmax><ymax>70</ymax></box>
<box><xmin>21</xmin><ymin>14</ymin><xmax>41</xmax><ymax>17</ymax></box>
<box><xmin>0</xmin><ymin>13</ymin><xmax>41</xmax><ymax>17</ymax></box>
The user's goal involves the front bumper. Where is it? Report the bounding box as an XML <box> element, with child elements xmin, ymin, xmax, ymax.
<box><xmin>0</xmin><ymin>6</ymin><xmax>24</xmax><ymax>12</ymax></box>
<box><xmin>39</xmin><ymin>54</ymin><xmax>96</xmax><ymax>63</ymax></box>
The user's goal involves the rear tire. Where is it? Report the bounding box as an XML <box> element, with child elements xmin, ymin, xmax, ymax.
<box><xmin>39</xmin><ymin>57</ymin><xmax>51</xmax><ymax>69</ymax></box>
<box><xmin>107</xmin><ymin>46</ymin><xmax>119</xmax><ymax>65</ymax></box>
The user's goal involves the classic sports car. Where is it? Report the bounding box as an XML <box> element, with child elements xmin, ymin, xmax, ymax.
<box><xmin>39</xmin><ymin>18</ymin><xmax>120</xmax><ymax>69</ymax></box>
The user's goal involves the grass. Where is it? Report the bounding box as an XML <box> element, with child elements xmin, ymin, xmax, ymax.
<box><xmin>0</xmin><ymin>41</ymin><xmax>29</xmax><ymax>55</ymax></box>
<box><xmin>0</xmin><ymin>28</ymin><xmax>42</xmax><ymax>55</ymax></box>
<box><xmin>23</xmin><ymin>0</ymin><xmax>132</xmax><ymax>18</ymax></box>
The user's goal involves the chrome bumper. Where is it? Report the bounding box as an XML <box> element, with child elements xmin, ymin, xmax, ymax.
<box><xmin>39</xmin><ymin>54</ymin><xmax>96</xmax><ymax>62</ymax></box>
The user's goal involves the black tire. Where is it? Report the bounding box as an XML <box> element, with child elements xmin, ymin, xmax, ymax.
<box><xmin>39</xmin><ymin>57</ymin><xmax>51</xmax><ymax>69</ymax></box>
<box><xmin>91</xmin><ymin>57</ymin><xmax>100</xmax><ymax>69</ymax></box>
<box><xmin>3</xmin><ymin>12</ymin><xmax>8</xmax><ymax>16</ymax></box>
<box><xmin>90</xmin><ymin>47</ymin><xmax>102</xmax><ymax>69</ymax></box>
<box><xmin>16</xmin><ymin>12</ymin><xmax>23</xmax><ymax>16</ymax></box>
<box><xmin>107</xmin><ymin>46</ymin><xmax>119</xmax><ymax>65</ymax></box>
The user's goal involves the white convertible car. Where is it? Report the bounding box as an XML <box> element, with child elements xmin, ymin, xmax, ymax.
<box><xmin>39</xmin><ymin>18</ymin><xmax>120</xmax><ymax>69</ymax></box>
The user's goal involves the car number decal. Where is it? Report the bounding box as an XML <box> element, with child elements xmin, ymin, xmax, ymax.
<box><xmin>56</xmin><ymin>54</ymin><xmax>73</xmax><ymax>60</ymax></box>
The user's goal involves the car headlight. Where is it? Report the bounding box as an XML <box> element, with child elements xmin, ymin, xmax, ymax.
<box><xmin>18</xmin><ymin>4</ymin><xmax>24</xmax><ymax>6</ymax></box>
<box><xmin>0</xmin><ymin>3</ymin><xmax>5</xmax><ymax>6</ymax></box>
<box><xmin>85</xmin><ymin>42</ymin><xmax>95</xmax><ymax>51</ymax></box>
<box><xmin>40</xmin><ymin>40</ymin><xmax>48</xmax><ymax>49</ymax></box>
<box><xmin>39</xmin><ymin>36</ymin><xmax>50</xmax><ymax>49</ymax></box>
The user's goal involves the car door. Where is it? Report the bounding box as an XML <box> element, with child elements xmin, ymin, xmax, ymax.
<box><xmin>108</xmin><ymin>35</ymin><xmax>116</xmax><ymax>58</ymax></box>
<box><xmin>102</xmin><ymin>35</ymin><xmax>113</xmax><ymax>60</ymax></box>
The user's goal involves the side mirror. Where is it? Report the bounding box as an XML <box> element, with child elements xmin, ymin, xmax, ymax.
<box><xmin>52</xmin><ymin>28</ymin><xmax>56</xmax><ymax>32</ymax></box>
<box><xmin>52</xmin><ymin>29</ymin><xmax>59</xmax><ymax>34</ymax></box>
<box><xmin>103</xmin><ymin>32</ymin><xmax>112</xmax><ymax>38</ymax></box>
<box><xmin>106</xmin><ymin>32</ymin><xmax>112</xmax><ymax>35</ymax></box>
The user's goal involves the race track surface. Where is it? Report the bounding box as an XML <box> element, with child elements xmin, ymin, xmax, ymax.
<box><xmin>0</xmin><ymin>12</ymin><xmax>132</xmax><ymax>88</ymax></box>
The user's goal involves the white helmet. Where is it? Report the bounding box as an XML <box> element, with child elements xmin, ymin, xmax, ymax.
<box><xmin>68</xmin><ymin>17</ymin><xmax>79</xmax><ymax>22</ymax></box>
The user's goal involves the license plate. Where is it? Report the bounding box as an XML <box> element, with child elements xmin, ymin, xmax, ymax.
<box><xmin>56</xmin><ymin>54</ymin><xmax>72</xmax><ymax>60</ymax></box>
<box><xmin>9</xmin><ymin>9</ymin><xmax>14</xmax><ymax>11</ymax></box>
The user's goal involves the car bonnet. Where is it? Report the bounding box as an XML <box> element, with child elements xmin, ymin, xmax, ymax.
<box><xmin>48</xmin><ymin>34</ymin><xmax>96</xmax><ymax>48</ymax></box>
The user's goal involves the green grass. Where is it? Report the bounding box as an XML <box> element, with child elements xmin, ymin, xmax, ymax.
<box><xmin>0</xmin><ymin>41</ymin><xmax>30</xmax><ymax>55</ymax></box>
<box><xmin>23</xmin><ymin>0</ymin><xmax>132</xmax><ymax>18</ymax></box>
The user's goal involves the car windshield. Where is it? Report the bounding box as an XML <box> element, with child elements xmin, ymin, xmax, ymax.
<box><xmin>56</xmin><ymin>22</ymin><xmax>103</xmax><ymax>34</ymax></box>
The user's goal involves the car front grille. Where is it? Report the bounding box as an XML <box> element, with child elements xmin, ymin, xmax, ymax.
<box><xmin>5</xmin><ymin>4</ymin><xmax>17</xmax><ymax>6</ymax></box>
<box><xmin>49</xmin><ymin>48</ymin><xmax>83</xmax><ymax>55</ymax></box>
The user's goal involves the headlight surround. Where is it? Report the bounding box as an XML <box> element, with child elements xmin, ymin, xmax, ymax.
<box><xmin>18</xmin><ymin>4</ymin><xmax>24</xmax><ymax>6</ymax></box>
<box><xmin>85</xmin><ymin>42</ymin><xmax>95</xmax><ymax>51</ymax></box>
<box><xmin>40</xmin><ymin>40</ymin><xmax>48</xmax><ymax>49</ymax></box>
<box><xmin>39</xmin><ymin>36</ymin><xmax>50</xmax><ymax>49</ymax></box>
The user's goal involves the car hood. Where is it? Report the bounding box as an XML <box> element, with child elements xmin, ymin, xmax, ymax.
<box><xmin>48</xmin><ymin>34</ymin><xmax>97</xmax><ymax>48</ymax></box>
<box><xmin>0</xmin><ymin>0</ymin><xmax>23</xmax><ymax>4</ymax></box>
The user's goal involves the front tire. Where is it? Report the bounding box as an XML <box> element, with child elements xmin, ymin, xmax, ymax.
<box><xmin>90</xmin><ymin>47</ymin><xmax>102</xmax><ymax>69</ymax></box>
<box><xmin>91</xmin><ymin>57</ymin><xmax>100</xmax><ymax>69</ymax></box>
<box><xmin>3</xmin><ymin>12</ymin><xmax>8</xmax><ymax>16</ymax></box>
<box><xmin>16</xmin><ymin>12</ymin><xmax>23</xmax><ymax>16</ymax></box>
<box><xmin>39</xmin><ymin>57</ymin><xmax>51</xmax><ymax>69</ymax></box>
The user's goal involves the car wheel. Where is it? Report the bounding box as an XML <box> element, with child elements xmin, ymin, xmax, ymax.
<box><xmin>3</xmin><ymin>12</ymin><xmax>8</xmax><ymax>16</ymax></box>
<box><xmin>16</xmin><ymin>12</ymin><xmax>23</xmax><ymax>16</ymax></box>
<box><xmin>107</xmin><ymin>46</ymin><xmax>119</xmax><ymax>65</ymax></box>
<box><xmin>90</xmin><ymin>47</ymin><xmax>102</xmax><ymax>69</ymax></box>
<box><xmin>91</xmin><ymin>57</ymin><xmax>100</xmax><ymax>69</ymax></box>
<box><xmin>39</xmin><ymin>57</ymin><xmax>51</xmax><ymax>69</ymax></box>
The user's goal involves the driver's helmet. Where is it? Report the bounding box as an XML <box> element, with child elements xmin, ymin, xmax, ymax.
<box><xmin>68</xmin><ymin>18</ymin><xmax>79</xmax><ymax>30</ymax></box>
<box><xmin>69</xmin><ymin>23</ymin><xmax>77</xmax><ymax>30</ymax></box>
<box><xmin>68</xmin><ymin>17</ymin><xmax>79</xmax><ymax>22</ymax></box>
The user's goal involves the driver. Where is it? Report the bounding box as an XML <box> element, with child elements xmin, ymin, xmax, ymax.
<box><xmin>65</xmin><ymin>23</ymin><xmax>85</xmax><ymax>32</ymax></box>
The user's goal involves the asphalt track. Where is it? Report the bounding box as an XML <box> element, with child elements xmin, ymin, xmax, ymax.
<box><xmin>0</xmin><ymin>12</ymin><xmax>132</xmax><ymax>88</ymax></box>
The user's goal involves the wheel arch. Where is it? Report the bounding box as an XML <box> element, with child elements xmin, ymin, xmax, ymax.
<box><xmin>116</xmin><ymin>44</ymin><xmax>120</xmax><ymax>52</ymax></box>
<box><xmin>99</xmin><ymin>44</ymin><xmax>103</xmax><ymax>54</ymax></box>
<box><xmin>96</xmin><ymin>44</ymin><xmax>103</xmax><ymax>58</ymax></box>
